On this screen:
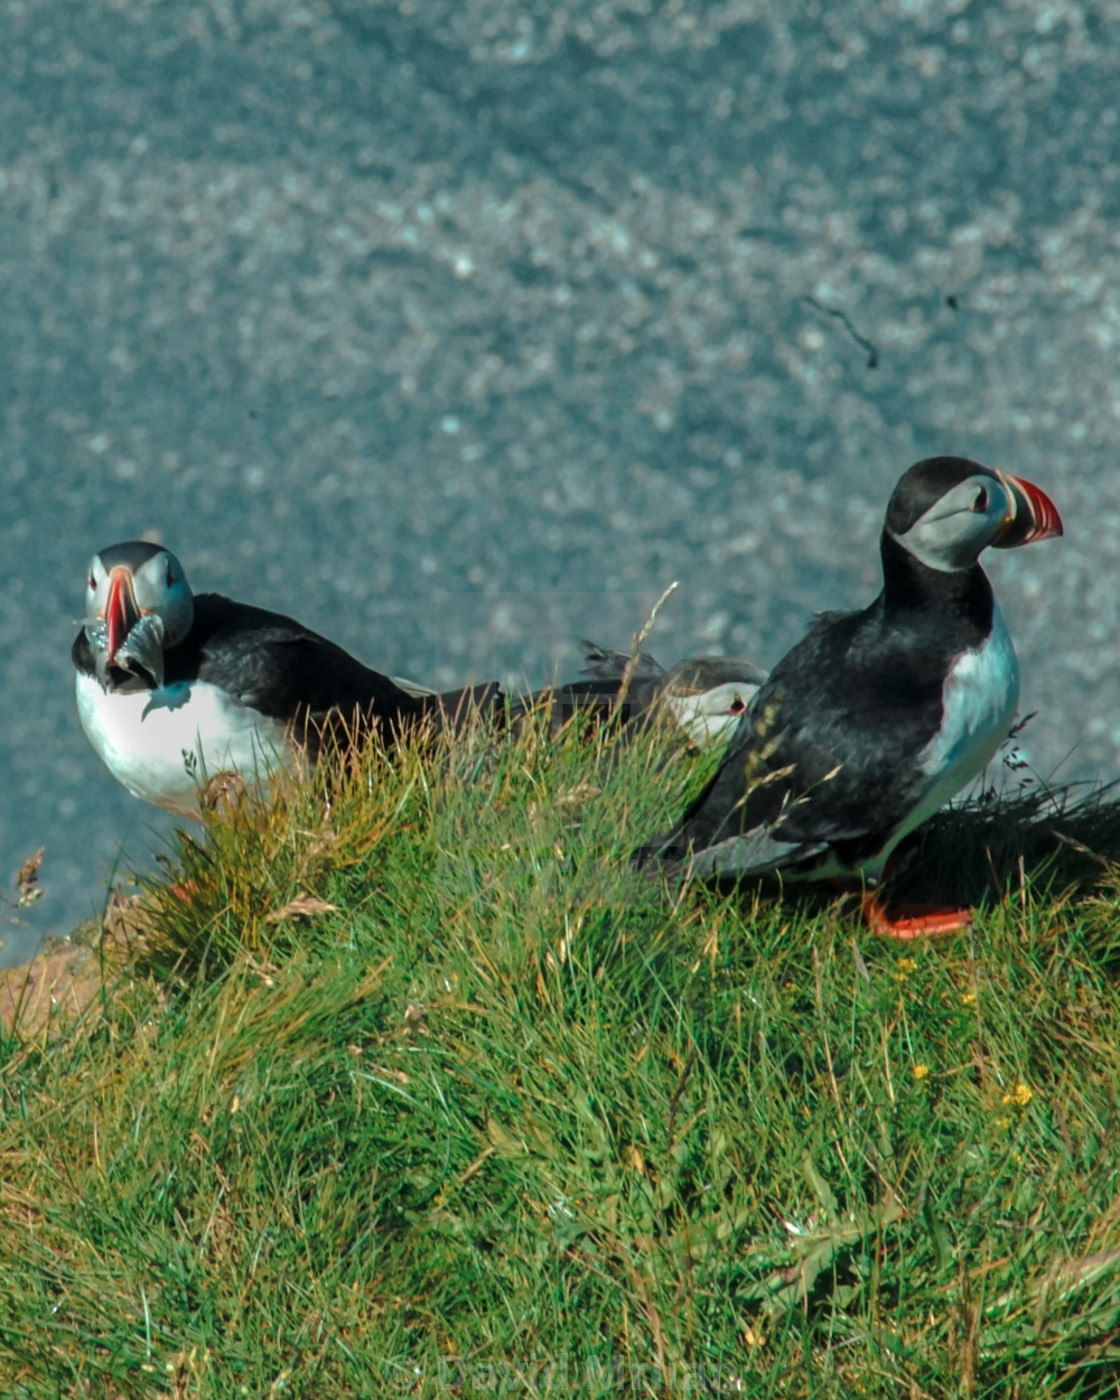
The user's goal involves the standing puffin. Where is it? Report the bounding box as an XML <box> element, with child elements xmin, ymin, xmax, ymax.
<box><xmin>73</xmin><ymin>540</ymin><xmax>500</xmax><ymax>816</ymax></box>
<box><xmin>643</xmin><ymin>457</ymin><xmax>1063</xmax><ymax>937</ymax></box>
<box><xmin>575</xmin><ymin>640</ymin><xmax>767</xmax><ymax>748</ymax></box>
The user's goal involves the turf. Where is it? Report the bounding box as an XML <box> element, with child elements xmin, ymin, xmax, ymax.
<box><xmin>3</xmin><ymin>711</ymin><xmax>1120</xmax><ymax>1398</ymax></box>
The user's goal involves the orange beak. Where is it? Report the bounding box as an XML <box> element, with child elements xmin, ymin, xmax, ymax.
<box><xmin>993</xmin><ymin>472</ymin><xmax>1063</xmax><ymax>548</ymax></box>
<box><xmin>103</xmin><ymin>567</ymin><xmax>140</xmax><ymax>661</ymax></box>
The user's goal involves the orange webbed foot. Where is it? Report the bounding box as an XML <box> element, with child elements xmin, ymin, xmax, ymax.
<box><xmin>860</xmin><ymin>891</ymin><xmax>973</xmax><ymax>940</ymax></box>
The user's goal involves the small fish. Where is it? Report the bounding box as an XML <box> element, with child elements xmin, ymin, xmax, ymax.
<box><xmin>90</xmin><ymin>611</ymin><xmax>167</xmax><ymax>691</ymax></box>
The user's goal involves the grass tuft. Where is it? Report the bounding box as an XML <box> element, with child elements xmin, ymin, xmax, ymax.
<box><xmin>3</xmin><ymin>714</ymin><xmax>1120</xmax><ymax>1397</ymax></box>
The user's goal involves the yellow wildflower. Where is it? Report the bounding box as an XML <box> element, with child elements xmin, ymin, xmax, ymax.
<box><xmin>1001</xmin><ymin>1083</ymin><xmax>1033</xmax><ymax>1108</ymax></box>
<box><xmin>913</xmin><ymin>1063</ymin><xmax>930</xmax><ymax>1082</ymax></box>
<box><xmin>894</xmin><ymin>956</ymin><xmax>918</xmax><ymax>983</ymax></box>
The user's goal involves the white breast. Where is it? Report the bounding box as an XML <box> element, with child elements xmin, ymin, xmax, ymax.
<box><xmin>76</xmin><ymin>671</ymin><xmax>293</xmax><ymax>817</ymax></box>
<box><xmin>886</xmin><ymin>602</ymin><xmax>1020</xmax><ymax>858</ymax></box>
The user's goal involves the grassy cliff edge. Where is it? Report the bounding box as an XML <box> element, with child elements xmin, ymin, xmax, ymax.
<box><xmin>3</xmin><ymin>715</ymin><xmax>1120</xmax><ymax>1398</ymax></box>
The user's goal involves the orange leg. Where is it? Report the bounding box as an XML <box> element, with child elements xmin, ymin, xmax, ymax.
<box><xmin>860</xmin><ymin>890</ymin><xmax>973</xmax><ymax>941</ymax></box>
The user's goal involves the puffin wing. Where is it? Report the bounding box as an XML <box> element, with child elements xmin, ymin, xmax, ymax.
<box><xmin>651</xmin><ymin>608</ymin><xmax>948</xmax><ymax>870</ymax></box>
<box><xmin>688</xmin><ymin>830</ymin><xmax>831</xmax><ymax>881</ymax></box>
<box><xmin>172</xmin><ymin>594</ymin><xmax>421</xmax><ymax>727</ymax></box>
<box><xmin>181</xmin><ymin>596</ymin><xmax>503</xmax><ymax>740</ymax></box>
<box><xmin>578</xmin><ymin>639</ymin><xmax>666</xmax><ymax>683</ymax></box>
<box><xmin>512</xmin><ymin>673</ymin><xmax>665</xmax><ymax>731</ymax></box>
<box><xmin>509</xmin><ymin>640</ymin><xmax>665</xmax><ymax>731</ymax></box>
<box><xmin>416</xmin><ymin>682</ymin><xmax>505</xmax><ymax>734</ymax></box>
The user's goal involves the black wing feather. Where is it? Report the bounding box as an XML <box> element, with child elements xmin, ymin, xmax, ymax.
<box><xmin>655</xmin><ymin>600</ymin><xmax>955</xmax><ymax>868</ymax></box>
<box><xmin>162</xmin><ymin>595</ymin><xmax>415</xmax><ymax>723</ymax></box>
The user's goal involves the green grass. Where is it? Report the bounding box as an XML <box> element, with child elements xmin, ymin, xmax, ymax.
<box><xmin>4</xmin><ymin>712</ymin><xmax>1120</xmax><ymax>1398</ymax></box>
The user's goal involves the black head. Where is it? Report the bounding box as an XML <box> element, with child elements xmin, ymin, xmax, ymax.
<box><xmin>84</xmin><ymin>541</ymin><xmax>194</xmax><ymax>664</ymax></box>
<box><xmin>884</xmin><ymin>457</ymin><xmax>1062</xmax><ymax>572</ymax></box>
<box><xmin>96</xmin><ymin>540</ymin><xmax>169</xmax><ymax>574</ymax></box>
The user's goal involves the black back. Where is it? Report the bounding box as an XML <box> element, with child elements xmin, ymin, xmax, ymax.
<box><xmin>578</xmin><ymin>640</ymin><xmax>665</xmax><ymax>685</ymax></box>
<box><xmin>168</xmin><ymin>594</ymin><xmax>418</xmax><ymax>722</ymax></box>
<box><xmin>656</xmin><ymin>536</ymin><xmax>996</xmax><ymax>867</ymax></box>
<box><xmin>73</xmin><ymin>592</ymin><xmax>501</xmax><ymax>742</ymax></box>
<box><xmin>512</xmin><ymin>663</ymin><xmax>669</xmax><ymax>733</ymax></box>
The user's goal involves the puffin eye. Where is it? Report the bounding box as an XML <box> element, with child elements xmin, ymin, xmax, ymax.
<box><xmin>728</xmin><ymin>697</ymin><xmax>746</xmax><ymax>715</ymax></box>
<box><xmin>88</xmin><ymin>573</ymin><xmax>96</xmax><ymax>591</ymax></box>
<box><xmin>165</xmin><ymin>559</ymin><xmax>174</xmax><ymax>587</ymax></box>
<box><xmin>972</xmin><ymin>486</ymin><xmax>989</xmax><ymax>513</ymax></box>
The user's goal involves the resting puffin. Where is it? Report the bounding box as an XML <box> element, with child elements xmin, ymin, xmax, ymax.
<box><xmin>575</xmin><ymin>640</ymin><xmax>767</xmax><ymax>748</ymax></box>
<box><xmin>643</xmin><ymin>457</ymin><xmax>1063</xmax><ymax>937</ymax></box>
<box><xmin>73</xmin><ymin>540</ymin><xmax>500</xmax><ymax>816</ymax></box>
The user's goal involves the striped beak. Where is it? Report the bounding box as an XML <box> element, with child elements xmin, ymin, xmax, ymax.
<box><xmin>993</xmin><ymin>472</ymin><xmax>1063</xmax><ymax>549</ymax></box>
<box><xmin>104</xmin><ymin>567</ymin><xmax>141</xmax><ymax>661</ymax></box>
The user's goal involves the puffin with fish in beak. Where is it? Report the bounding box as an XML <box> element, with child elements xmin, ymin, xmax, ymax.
<box><xmin>73</xmin><ymin>540</ymin><xmax>500</xmax><ymax>816</ymax></box>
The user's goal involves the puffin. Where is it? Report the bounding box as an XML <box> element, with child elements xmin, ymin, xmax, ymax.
<box><xmin>73</xmin><ymin>540</ymin><xmax>501</xmax><ymax>816</ymax></box>
<box><xmin>642</xmin><ymin>457</ymin><xmax>1063</xmax><ymax>937</ymax></box>
<box><xmin>575</xmin><ymin>640</ymin><xmax>768</xmax><ymax>748</ymax></box>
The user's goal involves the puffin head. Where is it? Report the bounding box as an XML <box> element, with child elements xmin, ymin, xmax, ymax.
<box><xmin>84</xmin><ymin>541</ymin><xmax>194</xmax><ymax>689</ymax></box>
<box><xmin>885</xmin><ymin>456</ymin><xmax>1063</xmax><ymax>573</ymax></box>
<box><xmin>662</xmin><ymin>657</ymin><xmax>767</xmax><ymax>748</ymax></box>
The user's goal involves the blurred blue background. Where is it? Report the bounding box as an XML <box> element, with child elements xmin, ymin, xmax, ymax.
<box><xmin>2</xmin><ymin>0</ymin><xmax>1117</xmax><ymax>964</ymax></box>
